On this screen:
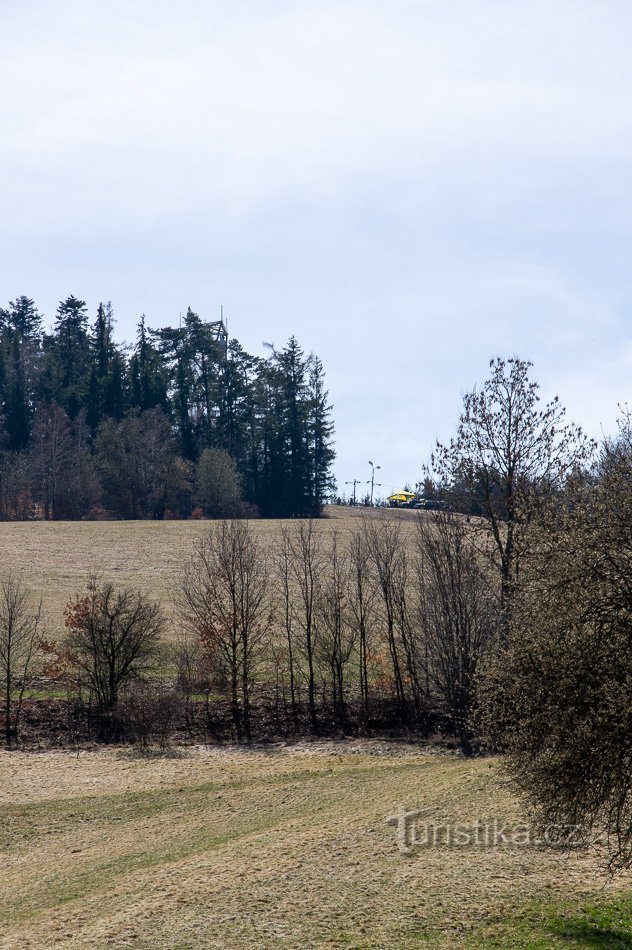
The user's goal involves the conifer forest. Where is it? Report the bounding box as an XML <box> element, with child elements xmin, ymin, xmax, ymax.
<box><xmin>0</xmin><ymin>296</ymin><xmax>335</xmax><ymax>520</ymax></box>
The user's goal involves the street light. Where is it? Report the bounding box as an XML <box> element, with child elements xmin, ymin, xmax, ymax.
<box><xmin>345</xmin><ymin>479</ymin><xmax>361</xmax><ymax>506</ymax></box>
<box><xmin>368</xmin><ymin>460</ymin><xmax>381</xmax><ymax>506</ymax></box>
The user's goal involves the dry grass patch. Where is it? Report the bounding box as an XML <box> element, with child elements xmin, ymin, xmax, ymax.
<box><xmin>0</xmin><ymin>508</ymin><xmax>419</xmax><ymax>641</ymax></box>
<box><xmin>0</xmin><ymin>743</ymin><xmax>629</xmax><ymax>948</ymax></box>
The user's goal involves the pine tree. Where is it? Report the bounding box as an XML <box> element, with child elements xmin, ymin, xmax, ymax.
<box><xmin>87</xmin><ymin>303</ymin><xmax>127</xmax><ymax>433</ymax></box>
<box><xmin>44</xmin><ymin>296</ymin><xmax>90</xmax><ymax>419</ymax></box>
<box><xmin>276</xmin><ymin>337</ymin><xmax>311</xmax><ymax>516</ymax></box>
<box><xmin>104</xmin><ymin>349</ymin><xmax>126</xmax><ymax>421</ymax></box>
<box><xmin>215</xmin><ymin>341</ymin><xmax>262</xmax><ymax>489</ymax></box>
<box><xmin>1</xmin><ymin>298</ymin><xmax>43</xmax><ymax>450</ymax></box>
<box><xmin>255</xmin><ymin>338</ymin><xmax>321</xmax><ymax>517</ymax></box>
<box><xmin>128</xmin><ymin>316</ymin><xmax>168</xmax><ymax>413</ymax></box>
<box><xmin>257</xmin><ymin>358</ymin><xmax>288</xmax><ymax>516</ymax></box>
<box><xmin>6</xmin><ymin>297</ymin><xmax>42</xmax><ymax>339</ymax></box>
<box><xmin>306</xmin><ymin>355</ymin><xmax>336</xmax><ymax>514</ymax></box>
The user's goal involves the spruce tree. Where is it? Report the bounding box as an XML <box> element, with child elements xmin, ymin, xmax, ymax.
<box><xmin>45</xmin><ymin>296</ymin><xmax>90</xmax><ymax>419</ymax></box>
<box><xmin>306</xmin><ymin>354</ymin><xmax>336</xmax><ymax>514</ymax></box>
<box><xmin>129</xmin><ymin>316</ymin><xmax>168</xmax><ymax>412</ymax></box>
<box><xmin>1</xmin><ymin>298</ymin><xmax>42</xmax><ymax>450</ymax></box>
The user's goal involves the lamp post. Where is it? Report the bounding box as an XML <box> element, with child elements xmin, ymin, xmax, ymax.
<box><xmin>345</xmin><ymin>479</ymin><xmax>361</xmax><ymax>506</ymax></box>
<box><xmin>368</xmin><ymin>461</ymin><xmax>381</xmax><ymax>506</ymax></box>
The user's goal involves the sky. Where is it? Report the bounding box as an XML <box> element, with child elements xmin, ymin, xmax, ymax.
<box><xmin>1</xmin><ymin>0</ymin><xmax>631</xmax><ymax>497</ymax></box>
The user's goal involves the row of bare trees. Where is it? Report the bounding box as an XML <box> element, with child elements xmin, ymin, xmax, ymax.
<box><xmin>0</xmin><ymin>512</ymin><xmax>500</xmax><ymax>748</ymax></box>
<box><xmin>176</xmin><ymin>515</ymin><xmax>499</xmax><ymax>745</ymax></box>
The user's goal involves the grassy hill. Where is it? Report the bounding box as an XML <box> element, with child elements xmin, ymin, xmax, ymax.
<box><xmin>0</xmin><ymin>507</ymin><xmax>418</xmax><ymax>641</ymax></box>
<box><xmin>1</xmin><ymin>742</ymin><xmax>630</xmax><ymax>949</ymax></box>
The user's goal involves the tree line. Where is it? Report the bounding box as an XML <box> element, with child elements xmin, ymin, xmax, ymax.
<box><xmin>1</xmin><ymin>513</ymin><xmax>495</xmax><ymax>749</ymax></box>
<box><xmin>0</xmin><ymin>295</ymin><xmax>335</xmax><ymax>519</ymax></box>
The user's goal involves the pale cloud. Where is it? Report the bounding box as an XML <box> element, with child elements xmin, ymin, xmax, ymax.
<box><xmin>1</xmin><ymin>0</ymin><xmax>631</xmax><ymax>490</ymax></box>
<box><xmin>4</xmin><ymin>1</ymin><xmax>632</xmax><ymax>219</ymax></box>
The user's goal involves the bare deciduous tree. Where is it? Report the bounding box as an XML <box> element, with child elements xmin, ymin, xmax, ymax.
<box><xmin>315</xmin><ymin>531</ymin><xmax>355</xmax><ymax>728</ymax></box>
<box><xmin>430</xmin><ymin>357</ymin><xmax>592</xmax><ymax>614</ymax></box>
<box><xmin>174</xmin><ymin>631</ymin><xmax>218</xmax><ymax>736</ymax></box>
<box><xmin>416</xmin><ymin>511</ymin><xmax>498</xmax><ymax>752</ymax></box>
<box><xmin>96</xmin><ymin>408</ymin><xmax>188</xmax><ymax>519</ymax></box>
<box><xmin>194</xmin><ymin>447</ymin><xmax>246</xmax><ymax>518</ymax></box>
<box><xmin>391</xmin><ymin>541</ymin><xmax>427</xmax><ymax>726</ymax></box>
<box><xmin>64</xmin><ymin>577</ymin><xmax>164</xmax><ymax>716</ymax></box>
<box><xmin>0</xmin><ymin>573</ymin><xmax>43</xmax><ymax>747</ymax></box>
<box><xmin>0</xmin><ymin>451</ymin><xmax>32</xmax><ymax>521</ymax></box>
<box><xmin>288</xmin><ymin>519</ymin><xmax>324</xmax><ymax>732</ymax></box>
<box><xmin>348</xmin><ymin>521</ymin><xmax>378</xmax><ymax>728</ymax></box>
<box><xmin>30</xmin><ymin>402</ymin><xmax>73</xmax><ymax>520</ymax></box>
<box><xmin>178</xmin><ymin>521</ymin><xmax>272</xmax><ymax>741</ymax></box>
<box><xmin>275</xmin><ymin>526</ymin><xmax>298</xmax><ymax>725</ymax></box>
<box><xmin>118</xmin><ymin>681</ymin><xmax>180</xmax><ymax>749</ymax></box>
<box><xmin>366</xmin><ymin>518</ymin><xmax>407</xmax><ymax>709</ymax></box>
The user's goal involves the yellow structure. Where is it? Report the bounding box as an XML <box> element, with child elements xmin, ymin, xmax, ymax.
<box><xmin>387</xmin><ymin>490</ymin><xmax>416</xmax><ymax>508</ymax></box>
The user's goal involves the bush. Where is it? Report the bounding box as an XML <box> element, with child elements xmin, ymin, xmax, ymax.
<box><xmin>480</xmin><ymin>423</ymin><xmax>632</xmax><ymax>872</ymax></box>
<box><xmin>117</xmin><ymin>682</ymin><xmax>181</xmax><ymax>748</ymax></box>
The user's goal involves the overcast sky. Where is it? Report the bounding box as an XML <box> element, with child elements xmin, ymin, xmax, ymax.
<box><xmin>2</xmin><ymin>0</ymin><xmax>631</xmax><ymax>496</ymax></box>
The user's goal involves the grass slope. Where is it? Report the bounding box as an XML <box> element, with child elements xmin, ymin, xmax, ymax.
<box><xmin>1</xmin><ymin>743</ymin><xmax>630</xmax><ymax>948</ymax></box>
<box><xmin>0</xmin><ymin>507</ymin><xmax>416</xmax><ymax>642</ymax></box>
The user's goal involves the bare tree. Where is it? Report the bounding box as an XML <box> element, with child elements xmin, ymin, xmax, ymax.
<box><xmin>0</xmin><ymin>451</ymin><xmax>32</xmax><ymax>521</ymax></box>
<box><xmin>117</xmin><ymin>681</ymin><xmax>180</xmax><ymax>749</ymax></box>
<box><xmin>174</xmin><ymin>631</ymin><xmax>219</xmax><ymax>736</ymax></box>
<box><xmin>58</xmin><ymin>412</ymin><xmax>101</xmax><ymax>518</ymax></box>
<box><xmin>288</xmin><ymin>520</ymin><xmax>324</xmax><ymax>732</ymax></box>
<box><xmin>64</xmin><ymin>577</ymin><xmax>164</xmax><ymax>715</ymax></box>
<box><xmin>194</xmin><ymin>447</ymin><xmax>246</xmax><ymax>518</ymax></box>
<box><xmin>178</xmin><ymin>521</ymin><xmax>272</xmax><ymax>741</ymax></box>
<box><xmin>430</xmin><ymin>357</ymin><xmax>592</xmax><ymax>614</ymax></box>
<box><xmin>416</xmin><ymin>511</ymin><xmax>498</xmax><ymax>752</ymax></box>
<box><xmin>315</xmin><ymin>531</ymin><xmax>355</xmax><ymax>728</ymax></box>
<box><xmin>275</xmin><ymin>526</ymin><xmax>298</xmax><ymax>725</ymax></box>
<box><xmin>392</xmin><ymin>538</ymin><xmax>428</xmax><ymax>726</ymax></box>
<box><xmin>96</xmin><ymin>408</ymin><xmax>188</xmax><ymax>519</ymax></box>
<box><xmin>366</xmin><ymin>518</ymin><xmax>406</xmax><ymax>709</ymax></box>
<box><xmin>348</xmin><ymin>521</ymin><xmax>379</xmax><ymax>728</ymax></box>
<box><xmin>30</xmin><ymin>402</ymin><xmax>73</xmax><ymax>519</ymax></box>
<box><xmin>0</xmin><ymin>573</ymin><xmax>43</xmax><ymax>747</ymax></box>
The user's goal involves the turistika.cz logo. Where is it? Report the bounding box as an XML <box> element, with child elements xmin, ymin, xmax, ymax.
<box><xmin>385</xmin><ymin>806</ymin><xmax>581</xmax><ymax>854</ymax></box>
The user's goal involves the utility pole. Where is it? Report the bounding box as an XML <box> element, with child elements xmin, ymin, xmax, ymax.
<box><xmin>368</xmin><ymin>460</ymin><xmax>381</xmax><ymax>506</ymax></box>
<box><xmin>345</xmin><ymin>479</ymin><xmax>361</xmax><ymax>506</ymax></box>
